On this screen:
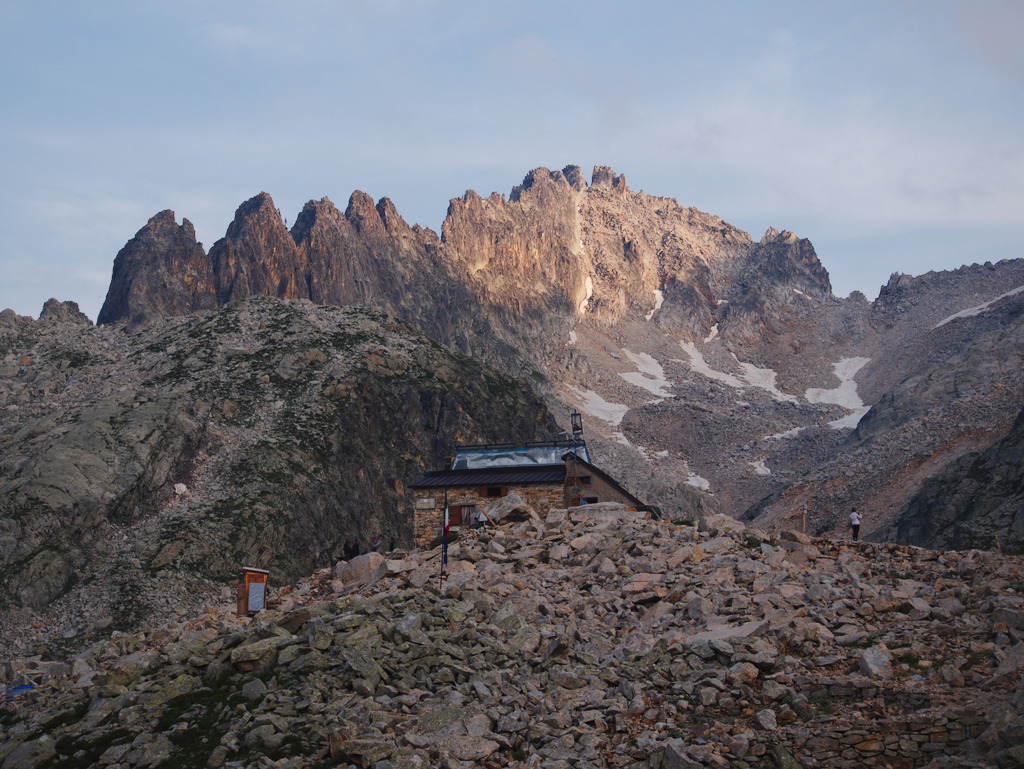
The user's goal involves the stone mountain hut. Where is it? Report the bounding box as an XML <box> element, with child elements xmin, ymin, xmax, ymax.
<box><xmin>408</xmin><ymin>439</ymin><xmax>644</xmax><ymax>547</ymax></box>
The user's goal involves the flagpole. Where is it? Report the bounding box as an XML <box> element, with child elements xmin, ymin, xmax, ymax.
<box><xmin>440</xmin><ymin>491</ymin><xmax>449</xmax><ymax>589</ymax></box>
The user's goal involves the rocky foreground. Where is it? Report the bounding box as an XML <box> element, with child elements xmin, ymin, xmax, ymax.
<box><xmin>2</xmin><ymin>505</ymin><xmax>1024</xmax><ymax>769</ymax></box>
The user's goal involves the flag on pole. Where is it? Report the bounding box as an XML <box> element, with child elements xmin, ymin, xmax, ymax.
<box><xmin>442</xmin><ymin>492</ymin><xmax>450</xmax><ymax>566</ymax></box>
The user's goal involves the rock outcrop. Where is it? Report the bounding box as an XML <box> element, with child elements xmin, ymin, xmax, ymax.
<box><xmin>892</xmin><ymin>406</ymin><xmax>1024</xmax><ymax>550</ymax></box>
<box><xmin>97</xmin><ymin>211</ymin><xmax>216</xmax><ymax>325</ymax></box>
<box><xmin>743</xmin><ymin>287</ymin><xmax>1024</xmax><ymax>547</ymax></box>
<box><xmin>0</xmin><ymin>296</ymin><xmax>556</xmax><ymax>638</ymax></box>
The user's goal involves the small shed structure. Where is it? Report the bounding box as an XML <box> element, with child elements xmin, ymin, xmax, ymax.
<box><xmin>236</xmin><ymin>566</ymin><xmax>269</xmax><ymax>616</ymax></box>
<box><xmin>408</xmin><ymin>440</ymin><xmax>644</xmax><ymax>547</ymax></box>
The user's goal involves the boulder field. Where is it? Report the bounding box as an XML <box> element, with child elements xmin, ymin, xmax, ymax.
<box><xmin>2</xmin><ymin>504</ymin><xmax>1023</xmax><ymax>769</ymax></box>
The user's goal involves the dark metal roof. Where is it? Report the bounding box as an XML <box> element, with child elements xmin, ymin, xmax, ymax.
<box><xmin>409</xmin><ymin>465</ymin><xmax>566</xmax><ymax>488</ymax></box>
<box><xmin>409</xmin><ymin>455</ymin><xmax>646</xmax><ymax>507</ymax></box>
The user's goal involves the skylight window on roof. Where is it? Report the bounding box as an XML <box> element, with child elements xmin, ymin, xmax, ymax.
<box><xmin>452</xmin><ymin>441</ymin><xmax>590</xmax><ymax>469</ymax></box>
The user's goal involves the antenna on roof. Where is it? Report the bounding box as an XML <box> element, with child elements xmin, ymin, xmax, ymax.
<box><xmin>570</xmin><ymin>411</ymin><xmax>583</xmax><ymax>439</ymax></box>
<box><xmin>568</xmin><ymin>411</ymin><xmax>585</xmax><ymax>506</ymax></box>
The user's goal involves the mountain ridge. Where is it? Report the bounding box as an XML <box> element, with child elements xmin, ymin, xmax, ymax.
<box><xmin>5</xmin><ymin>164</ymin><xmax>1024</xmax><ymax>640</ymax></box>
<box><xmin>72</xmin><ymin>165</ymin><xmax>1024</xmax><ymax>549</ymax></box>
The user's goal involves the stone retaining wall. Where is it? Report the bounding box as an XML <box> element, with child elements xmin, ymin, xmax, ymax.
<box><xmin>774</xmin><ymin>706</ymin><xmax>986</xmax><ymax>768</ymax></box>
<box><xmin>793</xmin><ymin>674</ymin><xmax>931</xmax><ymax>710</ymax></box>
<box><xmin>411</xmin><ymin>484</ymin><xmax>564</xmax><ymax>547</ymax></box>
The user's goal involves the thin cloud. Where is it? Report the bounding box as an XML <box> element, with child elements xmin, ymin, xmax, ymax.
<box><xmin>956</xmin><ymin>0</ymin><xmax>1024</xmax><ymax>85</ymax></box>
<box><xmin>201</xmin><ymin>22</ymin><xmax>272</xmax><ymax>50</ymax></box>
<box><xmin>1</xmin><ymin>1</ymin><xmax>1022</xmax><ymax>318</ymax></box>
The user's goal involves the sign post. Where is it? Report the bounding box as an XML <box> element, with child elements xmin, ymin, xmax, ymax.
<box><xmin>440</xmin><ymin>492</ymin><xmax>449</xmax><ymax>589</ymax></box>
<box><xmin>236</xmin><ymin>567</ymin><xmax>270</xmax><ymax>616</ymax></box>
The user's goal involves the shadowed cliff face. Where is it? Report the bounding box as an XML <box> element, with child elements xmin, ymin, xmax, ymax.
<box><xmin>891</xmin><ymin>406</ymin><xmax>1024</xmax><ymax>550</ymax></box>
<box><xmin>97</xmin><ymin>211</ymin><xmax>217</xmax><ymax>325</ymax></box>
<box><xmin>0</xmin><ymin>297</ymin><xmax>557</xmax><ymax>611</ymax></box>
<box><xmin>720</xmin><ymin>228</ymin><xmax>833</xmax><ymax>343</ymax></box>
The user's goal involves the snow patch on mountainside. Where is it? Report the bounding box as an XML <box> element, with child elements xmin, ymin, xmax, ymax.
<box><xmin>619</xmin><ymin>350</ymin><xmax>672</xmax><ymax>399</ymax></box>
<box><xmin>805</xmin><ymin>357</ymin><xmax>869</xmax><ymax>409</ymax></box>
<box><xmin>828</xmin><ymin>409</ymin><xmax>869</xmax><ymax>430</ymax></box>
<box><xmin>578</xmin><ymin>276</ymin><xmax>594</xmax><ymax>315</ymax></box>
<box><xmin>734</xmin><ymin>357</ymin><xmax>799</xmax><ymax>403</ymax></box>
<box><xmin>679</xmin><ymin>342</ymin><xmax>744</xmax><ymax>388</ymax></box>
<box><xmin>934</xmin><ymin>284</ymin><xmax>1024</xmax><ymax>327</ymax></box>
<box><xmin>806</xmin><ymin>357</ymin><xmax>871</xmax><ymax>429</ymax></box>
<box><xmin>567</xmin><ymin>386</ymin><xmax>629</xmax><ymax>427</ymax></box>
<box><xmin>686</xmin><ymin>473</ymin><xmax>711</xmax><ymax>490</ymax></box>
<box><xmin>635</xmin><ymin>443</ymin><xmax>672</xmax><ymax>461</ymax></box>
<box><xmin>679</xmin><ymin>342</ymin><xmax>797</xmax><ymax>403</ymax></box>
<box><xmin>645</xmin><ymin>289</ymin><xmax>664</xmax><ymax>321</ymax></box>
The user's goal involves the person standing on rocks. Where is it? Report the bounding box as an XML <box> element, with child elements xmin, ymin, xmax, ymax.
<box><xmin>850</xmin><ymin>507</ymin><xmax>861</xmax><ymax>541</ymax></box>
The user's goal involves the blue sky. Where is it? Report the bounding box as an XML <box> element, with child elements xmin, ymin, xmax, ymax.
<box><xmin>1</xmin><ymin>1</ymin><xmax>1021</xmax><ymax>321</ymax></box>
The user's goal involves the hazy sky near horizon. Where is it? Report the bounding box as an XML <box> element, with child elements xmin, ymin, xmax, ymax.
<box><xmin>1</xmin><ymin>1</ymin><xmax>1022</xmax><ymax>321</ymax></box>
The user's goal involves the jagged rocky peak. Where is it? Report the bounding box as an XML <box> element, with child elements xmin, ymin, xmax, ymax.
<box><xmin>39</xmin><ymin>298</ymin><xmax>92</xmax><ymax>326</ymax></box>
<box><xmin>97</xmin><ymin>208</ymin><xmax>215</xmax><ymax>325</ymax></box>
<box><xmin>562</xmin><ymin>163</ymin><xmax>587</xmax><ymax>190</ymax></box>
<box><xmin>508</xmin><ymin>166</ymin><xmax>582</xmax><ymax>202</ymax></box>
<box><xmin>290</xmin><ymin>196</ymin><xmax>342</xmax><ymax>239</ymax></box>
<box><xmin>442</xmin><ymin>169</ymin><xmax>582</xmax><ymax>313</ymax></box>
<box><xmin>500</xmin><ymin>163</ymin><xmax>621</xmax><ymax>203</ymax></box>
<box><xmin>344</xmin><ymin>190</ymin><xmax>387</xmax><ymax>235</ymax></box>
<box><xmin>243</xmin><ymin>191</ymin><xmax>275</xmax><ymax>215</ymax></box>
<box><xmin>590</xmin><ymin>164</ymin><xmax>628</xmax><ymax>191</ymax></box>
<box><xmin>209</xmin><ymin>192</ymin><xmax>305</xmax><ymax>303</ymax></box>
<box><xmin>711</xmin><ymin>227</ymin><xmax>833</xmax><ymax>344</ymax></box>
<box><xmin>221</xmin><ymin>191</ymin><xmax>288</xmax><ymax>239</ymax></box>
<box><xmin>753</xmin><ymin>227</ymin><xmax>832</xmax><ymax>297</ymax></box>
<box><xmin>375</xmin><ymin>196</ymin><xmax>411</xmax><ymax>235</ymax></box>
<box><xmin>759</xmin><ymin>227</ymin><xmax>797</xmax><ymax>246</ymax></box>
<box><xmin>298</xmin><ymin>192</ymin><xmax>433</xmax><ymax>254</ymax></box>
